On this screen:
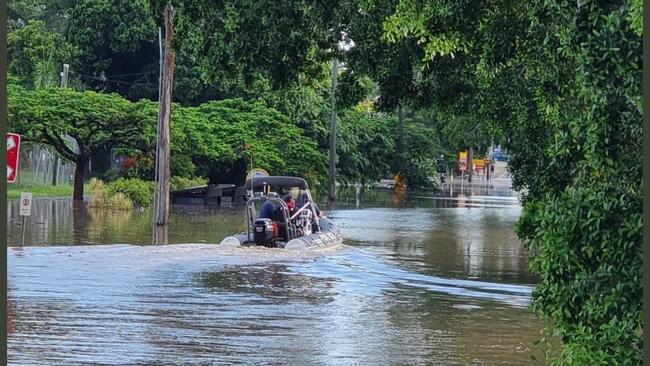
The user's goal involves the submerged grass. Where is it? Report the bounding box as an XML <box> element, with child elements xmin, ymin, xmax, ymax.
<box><xmin>89</xmin><ymin>178</ymin><xmax>135</xmax><ymax>210</ymax></box>
<box><xmin>107</xmin><ymin>192</ymin><xmax>134</xmax><ymax>210</ymax></box>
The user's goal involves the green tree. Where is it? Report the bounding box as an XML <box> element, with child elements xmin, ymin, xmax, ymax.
<box><xmin>8</xmin><ymin>0</ymin><xmax>73</xmax><ymax>32</ymax></box>
<box><xmin>65</xmin><ymin>0</ymin><xmax>160</xmax><ymax>100</ymax></box>
<box><xmin>344</xmin><ymin>0</ymin><xmax>471</xmax><ymax>184</ymax></box>
<box><xmin>380</xmin><ymin>0</ymin><xmax>643</xmax><ymax>362</ymax></box>
<box><xmin>149</xmin><ymin>0</ymin><xmax>351</xmax><ymax>91</ymax></box>
<box><xmin>122</xmin><ymin>98</ymin><xmax>328</xmax><ymax>185</ymax></box>
<box><xmin>336</xmin><ymin>108</ymin><xmax>395</xmax><ymax>185</ymax></box>
<box><xmin>345</xmin><ymin>0</ymin><xmax>423</xmax><ymax>177</ymax></box>
<box><xmin>192</xmin><ymin>99</ymin><xmax>327</xmax><ymax>184</ymax></box>
<box><xmin>8</xmin><ymin>86</ymin><xmax>149</xmax><ymax>200</ymax></box>
<box><xmin>8</xmin><ymin>20</ymin><xmax>79</xmax><ymax>89</ymax></box>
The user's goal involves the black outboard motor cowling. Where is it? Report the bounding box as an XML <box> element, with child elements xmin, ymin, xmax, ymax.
<box><xmin>254</xmin><ymin>218</ymin><xmax>275</xmax><ymax>246</ymax></box>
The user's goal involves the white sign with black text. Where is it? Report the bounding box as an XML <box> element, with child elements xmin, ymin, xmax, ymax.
<box><xmin>20</xmin><ymin>192</ymin><xmax>32</xmax><ymax>216</ymax></box>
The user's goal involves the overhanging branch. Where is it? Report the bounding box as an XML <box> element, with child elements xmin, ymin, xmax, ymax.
<box><xmin>40</xmin><ymin>128</ymin><xmax>78</xmax><ymax>162</ymax></box>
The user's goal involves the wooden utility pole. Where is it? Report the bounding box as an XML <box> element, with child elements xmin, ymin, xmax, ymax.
<box><xmin>155</xmin><ymin>5</ymin><xmax>175</xmax><ymax>226</ymax></box>
<box><xmin>328</xmin><ymin>59</ymin><xmax>338</xmax><ymax>208</ymax></box>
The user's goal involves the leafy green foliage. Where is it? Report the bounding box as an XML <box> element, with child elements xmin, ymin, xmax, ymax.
<box><xmin>8</xmin><ymin>85</ymin><xmax>148</xmax><ymax>163</ymax></box>
<box><xmin>120</xmin><ymin>153</ymin><xmax>155</xmax><ymax>181</ymax></box>
<box><xmin>402</xmin><ymin>118</ymin><xmax>446</xmax><ymax>188</ymax></box>
<box><xmin>8</xmin><ymin>20</ymin><xmax>79</xmax><ymax>89</ymax></box>
<box><xmin>516</xmin><ymin>2</ymin><xmax>641</xmax><ymax>362</ymax></box>
<box><xmin>170</xmin><ymin>176</ymin><xmax>208</xmax><ymax>191</ymax></box>
<box><xmin>150</xmin><ymin>0</ymin><xmax>350</xmax><ymax>91</ymax></box>
<box><xmin>9</xmin><ymin>83</ymin><xmax>328</xmax><ymax>191</ymax></box>
<box><xmin>66</xmin><ymin>0</ymin><xmax>159</xmax><ymax>100</ymax></box>
<box><xmin>381</xmin><ymin>0</ymin><xmax>471</xmax><ymax>60</ymax></box>
<box><xmin>336</xmin><ymin>108</ymin><xmax>445</xmax><ymax>187</ymax></box>
<box><xmin>336</xmin><ymin>109</ymin><xmax>395</xmax><ymax>185</ymax></box>
<box><xmin>106</xmin><ymin>178</ymin><xmax>154</xmax><ymax>207</ymax></box>
<box><xmin>193</xmin><ymin>99</ymin><xmax>327</xmax><ymax>184</ymax></box>
<box><xmin>383</xmin><ymin>0</ymin><xmax>643</xmax><ymax>363</ymax></box>
<box><xmin>8</xmin><ymin>84</ymin><xmax>149</xmax><ymax>199</ymax></box>
<box><xmin>8</xmin><ymin>0</ymin><xmax>73</xmax><ymax>32</ymax></box>
<box><xmin>121</xmin><ymin>98</ymin><xmax>329</xmax><ymax>184</ymax></box>
<box><xmin>346</xmin><ymin>0</ymin><xmax>425</xmax><ymax>112</ymax></box>
<box><xmin>257</xmin><ymin>73</ymin><xmax>332</xmax><ymax>149</ymax></box>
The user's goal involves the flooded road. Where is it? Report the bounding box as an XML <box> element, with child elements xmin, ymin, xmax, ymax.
<box><xmin>7</xmin><ymin>188</ymin><xmax>548</xmax><ymax>365</ymax></box>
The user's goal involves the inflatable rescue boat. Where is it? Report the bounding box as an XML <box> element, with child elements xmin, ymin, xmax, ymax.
<box><xmin>220</xmin><ymin>176</ymin><xmax>343</xmax><ymax>250</ymax></box>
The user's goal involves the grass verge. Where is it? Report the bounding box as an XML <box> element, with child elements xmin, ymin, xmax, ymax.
<box><xmin>7</xmin><ymin>184</ymin><xmax>92</xmax><ymax>198</ymax></box>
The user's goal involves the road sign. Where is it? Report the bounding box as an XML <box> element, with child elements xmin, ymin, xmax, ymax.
<box><xmin>20</xmin><ymin>192</ymin><xmax>32</xmax><ymax>216</ymax></box>
<box><xmin>458</xmin><ymin>150</ymin><xmax>468</xmax><ymax>172</ymax></box>
<box><xmin>7</xmin><ymin>133</ymin><xmax>21</xmax><ymax>183</ymax></box>
<box><xmin>472</xmin><ymin>159</ymin><xmax>486</xmax><ymax>171</ymax></box>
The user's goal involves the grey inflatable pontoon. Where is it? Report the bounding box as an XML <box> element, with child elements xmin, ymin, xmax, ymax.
<box><xmin>219</xmin><ymin>176</ymin><xmax>343</xmax><ymax>250</ymax></box>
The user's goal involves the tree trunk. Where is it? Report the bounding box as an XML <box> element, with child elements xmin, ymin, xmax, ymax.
<box><xmin>328</xmin><ymin>59</ymin><xmax>338</xmax><ymax>208</ymax></box>
<box><xmin>52</xmin><ymin>156</ymin><xmax>59</xmax><ymax>186</ymax></box>
<box><xmin>155</xmin><ymin>4</ymin><xmax>176</xmax><ymax>226</ymax></box>
<box><xmin>73</xmin><ymin>158</ymin><xmax>87</xmax><ymax>201</ymax></box>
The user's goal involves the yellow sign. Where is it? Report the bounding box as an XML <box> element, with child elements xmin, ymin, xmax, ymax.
<box><xmin>458</xmin><ymin>150</ymin><xmax>468</xmax><ymax>162</ymax></box>
<box><xmin>458</xmin><ymin>150</ymin><xmax>468</xmax><ymax>171</ymax></box>
<box><xmin>472</xmin><ymin>159</ymin><xmax>485</xmax><ymax>168</ymax></box>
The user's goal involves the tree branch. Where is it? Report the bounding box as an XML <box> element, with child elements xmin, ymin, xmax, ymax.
<box><xmin>40</xmin><ymin>128</ymin><xmax>78</xmax><ymax>162</ymax></box>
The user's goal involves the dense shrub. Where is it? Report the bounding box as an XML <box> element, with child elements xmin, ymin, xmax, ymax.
<box><xmin>106</xmin><ymin>178</ymin><xmax>154</xmax><ymax>207</ymax></box>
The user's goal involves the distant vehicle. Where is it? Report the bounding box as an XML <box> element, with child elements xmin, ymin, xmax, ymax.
<box><xmin>490</xmin><ymin>151</ymin><xmax>510</xmax><ymax>162</ymax></box>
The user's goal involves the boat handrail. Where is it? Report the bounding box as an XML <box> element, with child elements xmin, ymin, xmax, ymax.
<box><xmin>290</xmin><ymin>202</ymin><xmax>311</xmax><ymax>221</ymax></box>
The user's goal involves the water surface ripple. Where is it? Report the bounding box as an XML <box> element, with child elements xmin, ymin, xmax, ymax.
<box><xmin>8</xmin><ymin>190</ymin><xmax>547</xmax><ymax>365</ymax></box>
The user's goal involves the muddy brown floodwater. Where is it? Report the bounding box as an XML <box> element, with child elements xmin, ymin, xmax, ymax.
<box><xmin>7</xmin><ymin>187</ymin><xmax>550</xmax><ymax>365</ymax></box>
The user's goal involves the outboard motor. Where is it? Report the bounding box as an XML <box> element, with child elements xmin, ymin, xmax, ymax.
<box><xmin>254</xmin><ymin>218</ymin><xmax>275</xmax><ymax>247</ymax></box>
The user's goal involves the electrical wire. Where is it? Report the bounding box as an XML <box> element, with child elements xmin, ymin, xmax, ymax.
<box><xmin>76</xmin><ymin>73</ymin><xmax>156</xmax><ymax>86</ymax></box>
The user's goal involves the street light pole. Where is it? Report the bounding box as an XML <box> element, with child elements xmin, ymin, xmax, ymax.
<box><xmin>328</xmin><ymin>59</ymin><xmax>338</xmax><ymax>209</ymax></box>
<box><xmin>52</xmin><ymin>64</ymin><xmax>70</xmax><ymax>186</ymax></box>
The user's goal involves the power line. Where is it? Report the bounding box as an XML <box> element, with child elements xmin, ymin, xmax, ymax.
<box><xmin>76</xmin><ymin>73</ymin><xmax>156</xmax><ymax>86</ymax></box>
<box><xmin>101</xmin><ymin>71</ymin><xmax>159</xmax><ymax>78</ymax></box>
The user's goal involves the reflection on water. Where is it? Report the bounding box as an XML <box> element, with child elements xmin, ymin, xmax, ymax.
<box><xmin>7</xmin><ymin>188</ymin><xmax>549</xmax><ymax>365</ymax></box>
<box><xmin>7</xmin><ymin>198</ymin><xmax>244</xmax><ymax>246</ymax></box>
